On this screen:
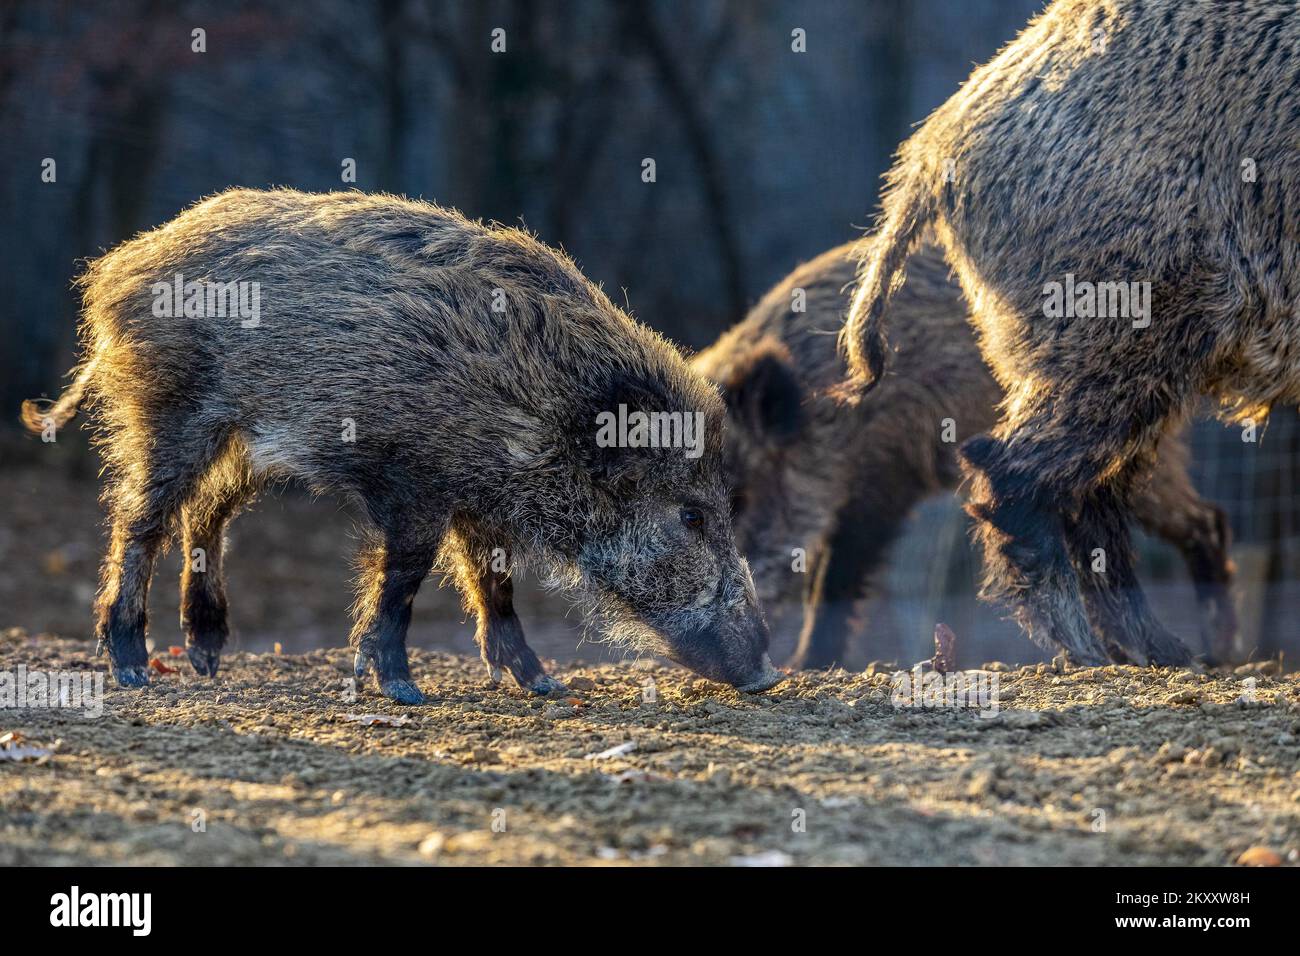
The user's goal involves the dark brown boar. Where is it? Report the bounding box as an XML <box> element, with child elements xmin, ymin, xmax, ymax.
<box><xmin>696</xmin><ymin>241</ymin><xmax>1235</xmax><ymax>668</ymax></box>
<box><xmin>22</xmin><ymin>188</ymin><xmax>782</xmax><ymax>702</ymax></box>
<box><xmin>842</xmin><ymin>0</ymin><xmax>1293</xmax><ymax>666</ymax></box>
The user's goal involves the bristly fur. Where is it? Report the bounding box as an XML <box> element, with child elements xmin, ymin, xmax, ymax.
<box><xmin>838</xmin><ymin>0</ymin><xmax>1289</xmax><ymax>664</ymax></box>
<box><xmin>24</xmin><ymin>187</ymin><xmax>777</xmax><ymax>697</ymax></box>
<box><xmin>696</xmin><ymin>239</ymin><xmax>1237</xmax><ymax>668</ymax></box>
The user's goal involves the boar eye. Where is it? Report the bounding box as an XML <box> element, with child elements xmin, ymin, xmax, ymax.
<box><xmin>680</xmin><ymin>506</ymin><xmax>705</xmax><ymax>531</ymax></box>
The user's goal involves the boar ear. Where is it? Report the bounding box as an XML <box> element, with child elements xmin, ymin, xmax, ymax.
<box><xmin>723</xmin><ymin>340</ymin><xmax>805</xmax><ymax>444</ymax></box>
<box><xmin>575</xmin><ymin>371</ymin><xmax>672</xmax><ymax>488</ymax></box>
<box><xmin>587</xmin><ymin>443</ymin><xmax>654</xmax><ymax>489</ymax></box>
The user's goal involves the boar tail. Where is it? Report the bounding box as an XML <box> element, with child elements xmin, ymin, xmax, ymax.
<box><xmin>840</xmin><ymin>166</ymin><xmax>938</xmax><ymax>393</ymax></box>
<box><xmin>21</xmin><ymin>354</ymin><xmax>98</xmax><ymax>434</ymax></box>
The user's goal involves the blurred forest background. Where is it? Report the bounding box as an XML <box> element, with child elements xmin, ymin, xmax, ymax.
<box><xmin>0</xmin><ymin>0</ymin><xmax>1296</xmax><ymax>669</ymax></box>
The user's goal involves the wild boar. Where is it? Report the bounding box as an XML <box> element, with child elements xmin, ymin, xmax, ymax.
<box><xmin>842</xmin><ymin>0</ymin><xmax>1293</xmax><ymax>665</ymax></box>
<box><xmin>696</xmin><ymin>241</ymin><xmax>1235</xmax><ymax>668</ymax></box>
<box><xmin>22</xmin><ymin>188</ymin><xmax>783</xmax><ymax>702</ymax></box>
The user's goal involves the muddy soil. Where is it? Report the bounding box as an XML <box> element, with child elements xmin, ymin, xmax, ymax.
<box><xmin>1</xmin><ymin>630</ymin><xmax>1297</xmax><ymax>866</ymax></box>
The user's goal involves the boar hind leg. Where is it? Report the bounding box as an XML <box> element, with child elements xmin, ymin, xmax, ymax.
<box><xmin>1065</xmin><ymin>476</ymin><xmax>1193</xmax><ymax>667</ymax></box>
<box><xmin>97</xmin><ymin>505</ymin><xmax>165</xmax><ymax>687</ymax></box>
<box><xmin>351</xmin><ymin>536</ymin><xmax>437</xmax><ymax>705</ymax></box>
<box><xmin>1132</xmin><ymin>440</ymin><xmax>1237</xmax><ymax>663</ymax></box>
<box><xmin>180</xmin><ymin>468</ymin><xmax>255</xmax><ymax>678</ymax></box>
<box><xmin>97</xmin><ymin>454</ymin><xmax>213</xmax><ymax>686</ymax></box>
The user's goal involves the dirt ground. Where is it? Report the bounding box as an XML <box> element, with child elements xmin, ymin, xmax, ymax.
<box><xmin>2</xmin><ymin>629</ymin><xmax>1297</xmax><ymax>866</ymax></box>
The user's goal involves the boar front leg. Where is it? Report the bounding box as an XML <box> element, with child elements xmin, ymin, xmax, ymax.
<box><xmin>787</xmin><ymin>491</ymin><xmax>909</xmax><ymax>670</ymax></box>
<box><xmin>961</xmin><ymin>433</ymin><xmax>1113</xmax><ymax>667</ymax></box>
<box><xmin>180</xmin><ymin>477</ymin><xmax>253</xmax><ymax>678</ymax></box>
<box><xmin>1064</xmin><ymin>478</ymin><xmax>1193</xmax><ymax>666</ymax></box>
<box><xmin>1131</xmin><ymin>437</ymin><xmax>1237</xmax><ymax>663</ymax></box>
<box><xmin>351</xmin><ymin>536</ymin><xmax>437</xmax><ymax>704</ymax></box>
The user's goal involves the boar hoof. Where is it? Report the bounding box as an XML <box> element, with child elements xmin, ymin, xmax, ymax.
<box><xmin>525</xmin><ymin>674</ymin><xmax>568</xmax><ymax>697</ymax></box>
<box><xmin>353</xmin><ymin>650</ymin><xmax>372</xmax><ymax>680</ymax></box>
<box><xmin>112</xmin><ymin>663</ymin><xmax>151</xmax><ymax>688</ymax></box>
<box><xmin>379</xmin><ymin>678</ymin><xmax>426</xmax><ymax>705</ymax></box>
<box><xmin>187</xmin><ymin>645</ymin><xmax>221</xmax><ymax>678</ymax></box>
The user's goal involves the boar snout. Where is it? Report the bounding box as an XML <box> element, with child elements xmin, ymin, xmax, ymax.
<box><xmin>733</xmin><ymin>654</ymin><xmax>785</xmax><ymax>693</ymax></box>
<box><xmin>669</xmin><ymin>616</ymin><xmax>785</xmax><ymax>693</ymax></box>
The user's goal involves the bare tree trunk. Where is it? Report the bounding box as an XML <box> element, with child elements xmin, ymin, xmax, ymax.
<box><xmin>621</xmin><ymin>5</ymin><xmax>747</xmax><ymax>325</ymax></box>
<box><xmin>865</xmin><ymin>0</ymin><xmax>912</xmax><ymax>186</ymax></box>
<box><xmin>377</xmin><ymin>0</ymin><xmax>410</xmax><ymax>193</ymax></box>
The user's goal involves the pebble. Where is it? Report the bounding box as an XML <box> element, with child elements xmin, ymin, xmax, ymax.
<box><xmin>417</xmin><ymin>832</ymin><xmax>446</xmax><ymax>858</ymax></box>
<box><xmin>1236</xmin><ymin>846</ymin><xmax>1282</xmax><ymax>866</ymax></box>
<box><xmin>966</xmin><ymin>772</ymin><xmax>996</xmax><ymax>798</ymax></box>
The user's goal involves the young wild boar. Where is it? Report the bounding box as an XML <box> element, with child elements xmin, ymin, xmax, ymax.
<box><xmin>694</xmin><ymin>241</ymin><xmax>1235</xmax><ymax>669</ymax></box>
<box><xmin>22</xmin><ymin>188</ymin><xmax>783</xmax><ymax>702</ymax></box>
<box><xmin>842</xmin><ymin>0</ymin><xmax>1296</xmax><ymax>666</ymax></box>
